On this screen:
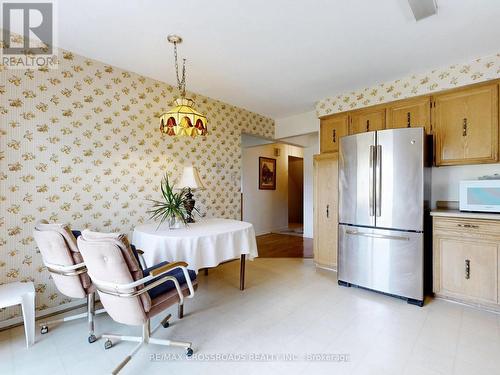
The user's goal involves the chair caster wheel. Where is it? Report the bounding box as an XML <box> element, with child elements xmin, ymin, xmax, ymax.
<box><xmin>88</xmin><ymin>334</ymin><xmax>97</xmax><ymax>344</ymax></box>
<box><xmin>104</xmin><ymin>339</ymin><xmax>113</xmax><ymax>350</ymax></box>
<box><xmin>186</xmin><ymin>348</ymin><xmax>194</xmax><ymax>357</ymax></box>
<box><xmin>161</xmin><ymin>314</ymin><xmax>171</xmax><ymax>328</ymax></box>
<box><xmin>40</xmin><ymin>326</ymin><xmax>48</xmax><ymax>334</ymax></box>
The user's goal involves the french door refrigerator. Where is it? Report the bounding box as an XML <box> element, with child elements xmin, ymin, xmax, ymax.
<box><xmin>338</xmin><ymin>127</ymin><xmax>431</xmax><ymax>306</ymax></box>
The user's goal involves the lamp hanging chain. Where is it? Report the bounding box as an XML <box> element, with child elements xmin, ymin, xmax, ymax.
<box><xmin>173</xmin><ymin>42</ymin><xmax>186</xmax><ymax>97</ymax></box>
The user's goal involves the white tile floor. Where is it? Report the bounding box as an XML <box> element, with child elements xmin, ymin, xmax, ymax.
<box><xmin>2</xmin><ymin>258</ymin><xmax>500</xmax><ymax>375</ymax></box>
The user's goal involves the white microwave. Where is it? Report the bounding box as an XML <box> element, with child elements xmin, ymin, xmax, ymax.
<box><xmin>459</xmin><ymin>180</ymin><xmax>500</xmax><ymax>213</ymax></box>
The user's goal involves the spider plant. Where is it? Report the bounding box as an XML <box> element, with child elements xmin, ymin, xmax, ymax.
<box><xmin>147</xmin><ymin>174</ymin><xmax>188</xmax><ymax>228</ymax></box>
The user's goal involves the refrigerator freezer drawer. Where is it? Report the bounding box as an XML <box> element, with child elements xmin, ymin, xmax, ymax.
<box><xmin>338</xmin><ymin>224</ymin><xmax>423</xmax><ymax>301</ymax></box>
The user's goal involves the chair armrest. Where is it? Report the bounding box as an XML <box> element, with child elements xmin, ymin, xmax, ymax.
<box><xmin>134</xmin><ymin>248</ymin><xmax>147</xmax><ymax>270</ymax></box>
<box><xmin>91</xmin><ymin>261</ymin><xmax>195</xmax><ymax>302</ymax></box>
<box><xmin>94</xmin><ymin>275</ymin><xmax>181</xmax><ymax>297</ymax></box>
<box><xmin>147</xmin><ymin>261</ymin><xmax>195</xmax><ymax>300</ymax></box>
<box><xmin>45</xmin><ymin>261</ymin><xmax>87</xmax><ymax>276</ymax></box>
<box><xmin>149</xmin><ymin>261</ymin><xmax>188</xmax><ymax>277</ymax></box>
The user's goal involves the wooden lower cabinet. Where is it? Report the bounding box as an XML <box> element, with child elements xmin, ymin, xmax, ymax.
<box><xmin>438</xmin><ymin>237</ymin><xmax>497</xmax><ymax>303</ymax></box>
<box><xmin>313</xmin><ymin>153</ymin><xmax>338</xmax><ymax>270</ymax></box>
<box><xmin>433</xmin><ymin>216</ymin><xmax>500</xmax><ymax>307</ymax></box>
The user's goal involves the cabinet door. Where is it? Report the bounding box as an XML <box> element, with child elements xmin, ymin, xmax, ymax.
<box><xmin>386</xmin><ymin>97</ymin><xmax>431</xmax><ymax>134</ymax></box>
<box><xmin>320</xmin><ymin>114</ymin><xmax>348</xmax><ymax>153</ymax></box>
<box><xmin>438</xmin><ymin>237</ymin><xmax>498</xmax><ymax>304</ymax></box>
<box><xmin>349</xmin><ymin>108</ymin><xmax>385</xmax><ymax>135</ymax></box>
<box><xmin>434</xmin><ymin>83</ymin><xmax>499</xmax><ymax>166</ymax></box>
<box><xmin>313</xmin><ymin>154</ymin><xmax>338</xmax><ymax>269</ymax></box>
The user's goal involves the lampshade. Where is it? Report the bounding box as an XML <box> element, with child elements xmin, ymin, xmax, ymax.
<box><xmin>177</xmin><ymin>166</ymin><xmax>205</xmax><ymax>190</ymax></box>
<box><xmin>159</xmin><ymin>98</ymin><xmax>207</xmax><ymax>137</ymax></box>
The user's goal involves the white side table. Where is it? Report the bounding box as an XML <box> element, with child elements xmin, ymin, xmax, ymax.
<box><xmin>0</xmin><ymin>282</ymin><xmax>35</xmax><ymax>347</ymax></box>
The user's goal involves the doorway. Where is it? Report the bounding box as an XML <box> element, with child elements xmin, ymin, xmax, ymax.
<box><xmin>241</xmin><ymin>134</ymin><xmax>312</xmax><ymax>258</ymax></box>
<box><xmin>286</xmin><ymin>156</ymin><xmax>304</xmax><ymax>236</ymax></box>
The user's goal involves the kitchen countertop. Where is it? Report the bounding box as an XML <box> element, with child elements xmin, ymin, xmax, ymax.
<box><xmin>431</xmin><ymin>209</ymin><xmax>500</xmax><ymax>221</ymax></box>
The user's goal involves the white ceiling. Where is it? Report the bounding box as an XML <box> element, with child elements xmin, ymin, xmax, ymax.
<box><xmin>49</xmin><ymin>0</ymin><xmax>500</xmax><ymax>118</ymax></box>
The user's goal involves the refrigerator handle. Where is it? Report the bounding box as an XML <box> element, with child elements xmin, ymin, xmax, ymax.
<box><xmin>345</xmin><ymin>229</ymin><xmax>410</xmax><ymax>241</ymax></box>
<box><xmin>369</xmin><ymin>145</ymin><xmax>375</xmax><ymax>217</ymax></box>
<box><xmin>375</xmin><ymin>145</ymin><xmax>382</xmax><ymax>217</ymax></box>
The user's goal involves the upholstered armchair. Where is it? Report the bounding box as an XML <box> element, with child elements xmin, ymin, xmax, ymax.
<box><xmin>33</xmin><ymin>220</ymin><xmax>105</xmax><ymax>343</ymax></box>
<box><xmin>77</xmin><ymin>229</ymin><xmax>197</xmax><ymax>374</ymax></box>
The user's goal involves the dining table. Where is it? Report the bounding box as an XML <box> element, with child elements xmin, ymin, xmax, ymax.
<box><xmin>132</xmin><ymin>218</ymin><xmax>258</xmax><ymax>290</ymax></box>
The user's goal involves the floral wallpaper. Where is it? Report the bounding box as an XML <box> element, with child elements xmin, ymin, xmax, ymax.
<box><xmin>0</xmin><ymin>50</ymin><xmax>274</xmax><ymax>322</ymax></box>
<box><xmin>316</xmin><ymin>52</ymin><xmax>500</xmax><ymax>117</ymax></box>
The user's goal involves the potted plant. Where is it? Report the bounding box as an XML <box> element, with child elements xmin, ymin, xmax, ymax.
<box><xmin>147</xmin><ymin>174</ymin><xmax>190</xmax><ymax>229</ymax></box>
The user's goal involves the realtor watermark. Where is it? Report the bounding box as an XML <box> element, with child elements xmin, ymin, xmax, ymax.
<box><xmin>149</xmin><ymin>352</ymin><xmax>351</xmax><ymax>362</ymax></box>
<box><xmin>1</xmin><ymin>0</ymin><xmax>58</xmax><ymax>69</ymax></box>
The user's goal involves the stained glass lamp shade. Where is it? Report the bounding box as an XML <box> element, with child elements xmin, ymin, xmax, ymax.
<box><xmin>159</xmin><ymin>98</ymin><xmax>207</xmax><ymax>137</ymax></box>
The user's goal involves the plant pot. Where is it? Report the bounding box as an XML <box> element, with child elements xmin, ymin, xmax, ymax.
<box><xmin>168</xmin><ymin>216</ymin><xmax>185</xmax><ymax>229</ymax></box>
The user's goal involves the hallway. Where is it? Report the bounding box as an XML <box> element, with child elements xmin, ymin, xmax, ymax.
<box><xmin>256</xmin><ymin>233</ymin><xmax>313</xmax><ymax>258</ymax></box>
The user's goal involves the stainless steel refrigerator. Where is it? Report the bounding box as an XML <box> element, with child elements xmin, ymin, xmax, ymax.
<box><xmin>338</xmin><ymin>127</ymin><xmax>431</xmax><ymax>306</ymax></box>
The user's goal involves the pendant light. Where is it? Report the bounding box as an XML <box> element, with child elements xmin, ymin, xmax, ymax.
<box><xmin>159</xmin><ymin>35</ymin><xmax>208</xmax><ymax>137</ymax></box>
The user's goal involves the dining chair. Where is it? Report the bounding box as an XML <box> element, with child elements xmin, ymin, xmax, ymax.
<box><xmin>33</xmin><ymin>220</ymin><xmax>105</xmax><ymax>343</ymax></box>
<box><xmin>77</xmin><ymin>229</ymin><xmax>197</xmax><ymax>374</ymax></box>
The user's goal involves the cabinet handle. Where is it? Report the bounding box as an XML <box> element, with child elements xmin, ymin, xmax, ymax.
<box><xmin>462</xmin><ymin>118</ymin><xmax>467</xmax><ymax>136</ymax></box>
<box><xmin>332</xmin><ymin>129</ymin><xmax>336</xmax><ymax>143</ymax></box>
<box><xmin>457</xmin><ymin>223</ymin><xmax>479</xmax><ymax>229</ymax></box>
<box><xmin>407</xmin><ymin>112</ymin><xmax>411</xmax><ymax>127</ymax></box>
<box><xmin>326</xmin><ymin>204</ymin><xmax>329</xmax><ymax>218</ymax></box>
<box><xmin>366</xmin><ymin>120</ymin><xmax>370</xmax><ymax>132</ymax></box>
<box><xmin>465</xmin><ymin>259</ymin><xmax>470</xmax><ymax>280</ymax></box>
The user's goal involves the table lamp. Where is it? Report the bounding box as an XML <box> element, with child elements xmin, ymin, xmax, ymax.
<box><xmin>178</xmin><ymin>165</ymin><xmax>205</xmax><ymax>223</ymax></box>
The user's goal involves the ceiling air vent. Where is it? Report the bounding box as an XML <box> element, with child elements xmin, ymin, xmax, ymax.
<box><xmin>408</xmin><ymin>0</ymin><xmax>437</xmax><ymax>21</ymax></box>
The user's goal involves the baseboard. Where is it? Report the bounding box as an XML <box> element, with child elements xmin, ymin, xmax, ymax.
<box><xmin>255</xmin><ymin>226</ymin><xmax>300</xmax><ymax>237</ymax></box>
<box><xmin>271</xmin><ymin>226</ymin><xmax>305</xmax><ymax>237</ymax></box>
<box><xmin>314</xmin><ymin>263</ymin><xmax>337</xmax><ymax>272</ymax></box>
<box><xmin>0</xmin><ymin>299</ymin><xmax>89</xmax><ymax>331</ymax></box>
<box><xmin>273</xmin><ymin>226</ymin><xmax>290</xmax><ymax>232</ymax></box>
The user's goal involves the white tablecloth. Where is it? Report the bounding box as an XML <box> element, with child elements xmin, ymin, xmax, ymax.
<box><xmin>132</xmin><ymin>218</ymin><xmax>258</xmax><ymax>272</ymax></box>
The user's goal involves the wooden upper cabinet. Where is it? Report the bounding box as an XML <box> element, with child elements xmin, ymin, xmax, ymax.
<box><xmin>320</xmin><ymin>114</ymin><xmax>348</xmax><ymax>153</ymax></box>
<box><xmin>433</xmin><ymin>83</ymin><xmax>499</xmax><ymax>166</ymax></box>
<box><xmin>386</xmin><ymin>96</ymin><xmax>431</xmax><ymax>134</ymax></box>
<box><xmin>349</xmin><ymin>107</ymin><xmax>385</xmax><ymax>135</ymax></box>
<box><xmin>318</xmin><ymin>80</ymin><xmax>500</xmax><ymax>167</ymax></box>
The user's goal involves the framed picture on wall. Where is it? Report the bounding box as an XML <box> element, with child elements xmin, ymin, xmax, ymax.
<box><xmin>259</xmin><ymin>157</ymin><xmax>276</xmax><ymax>190</ymax></box>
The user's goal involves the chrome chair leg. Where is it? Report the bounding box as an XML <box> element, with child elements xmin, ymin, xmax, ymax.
<box><xmin>103</xmin><ymin>318</ymin><xmax>193</xmax><ymax>374</ymax></box>
<box><xmin>87</xmin><ymin>293</ymin><xmax>97</xmax><ymax>343</ymax></box>
<box><xmin>39</xmin><ymin>292</ymin><xmax>104</xmax><ymax>343</ymax></box>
